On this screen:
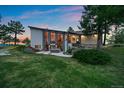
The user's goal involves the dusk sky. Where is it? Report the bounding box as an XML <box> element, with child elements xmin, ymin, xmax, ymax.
<box><xmin>0</xmin><ymin>5</ymin><xmax>83</xmax><ymax>39</ymax></box>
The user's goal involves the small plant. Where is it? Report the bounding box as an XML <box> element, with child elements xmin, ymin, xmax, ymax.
<box><xmin>73</xmin><ymin>49</ymin><xmax>111</xmax><ymax>65</ymax></box>
<box><xmin>66</xmin><ymin>48</ymin><xmax>73</xmax><ymax>54</ymax></box>
<box><xmin>22</xmin><ymin>37</ymin><xmax>30</xmax><ymax>46</ymax></box>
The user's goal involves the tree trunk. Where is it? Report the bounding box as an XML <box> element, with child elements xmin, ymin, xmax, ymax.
<box><xmin>97</xmin><ymin>28</ymin><xmax>103</xmax><ymax>49</ymax></box>
<box><xmin>103</xmin><ymin>21</ymin><xmax>107</xmax><ymax>46</ymax></box>
<box><xmin>103</xmin><ymin>31</ymin><xmax>107</xmax><ymax>46</ymax></box>
<box><xmin>9</xmin><ymin>41</ymin><xmax>10</xmax><ymax>45</ymax></box>
<box><xmin>14</xmin><ymin>33</ymin><xmax>17</xmax><ymax>45</ymax></box>
<box><xmin>3</xmin><ymin>41</ymin><xmax>5</xmax><ymax>44</ymax></box>
<box><xmin>115</xmin><ymin>25</ymin><xmax>118</xmax><ymax>32</ymax></box>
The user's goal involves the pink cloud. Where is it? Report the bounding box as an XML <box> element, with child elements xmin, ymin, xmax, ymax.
<box><xmin>18</xmin><ymin>35</ymin><xmax>29</xmax><ymax>41</ymax></box>
<box><xmin>19</xmin><ymin>10</ymin><xmax>42</xmax><ymax>19</ymax></box>
<box><xmin>61</xmin><ymin>12</ymin><xmax>82</xmax><ymax>22</ymax></box>
<box><xmin>62</xmin><ymin>6</ymin><xmax>83</xmax><ymax>12</ymax></box>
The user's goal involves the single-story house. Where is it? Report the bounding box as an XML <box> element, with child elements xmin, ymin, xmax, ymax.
<box><xmin>29</xmin><ymin>26</ymin><xmax>97</xmax><ymax>52</ymax></box>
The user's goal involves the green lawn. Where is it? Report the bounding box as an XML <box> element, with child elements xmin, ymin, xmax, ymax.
<box><xmin>0</xmin><ymin>46</ymin><xmax>124</xmax><ymax>88</ymax></box>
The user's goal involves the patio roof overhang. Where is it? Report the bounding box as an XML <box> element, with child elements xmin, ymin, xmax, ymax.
<box><xmin>28</xmin><ymin>26</ymin><xmax>83</xmax><ymax>35</ymax></box>
<box><xmin>28</xmin><ymin>26</ymin><xmax>67</xmax><ymax>34</ymax></box>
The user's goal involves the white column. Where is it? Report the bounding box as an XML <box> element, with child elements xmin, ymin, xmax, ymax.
<box><xmin>65</xmin><ymin>34</ymin><xmax>68</xmax><ymax>52</ymax></box>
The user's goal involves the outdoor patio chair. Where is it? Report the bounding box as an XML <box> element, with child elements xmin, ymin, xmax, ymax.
<box><xmin>49</xmin><ymin>41</ymin><xmax>61</xmax><ymax>53</ymax></box>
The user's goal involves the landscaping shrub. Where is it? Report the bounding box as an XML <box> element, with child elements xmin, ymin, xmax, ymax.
<box><xmin>24</xmin><ymin>46</ymin><xmax>40</xmax><ymax>53</ymax></box>
<box><xmin>112</xmin><ymin>44</ymin><xmax>124</xmax><ymax>47</ymax></box>
<box><xmin>66</xmin><ymin>48</ymin><xmax>73</xmax><ymax>54</ymax></box>
<box><xmin>15</xmin><ymin>45</ymin><xmax>26</xmax><ymax>51</ymax></box>
<box><xmin>73</xmin><ymin>49</ymin><xmax>111</xmax><ymax>65</ymax></box>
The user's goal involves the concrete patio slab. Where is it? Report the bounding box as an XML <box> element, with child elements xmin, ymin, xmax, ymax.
<box><xmin>36</xmin><ymin>51</ymin><xmax>72</xmax><ymax>57</ymax></box>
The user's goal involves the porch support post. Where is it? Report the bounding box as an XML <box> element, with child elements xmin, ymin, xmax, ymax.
<box><xmin>48</xmin><ymin>31</ymin><xmax>51</xmax><ymax>45</ymax></box>
<box><xmin>55</xmin><ymin>32</ymin><xmax>58</xmax><ymax>44</ymax></box>
<box><xmin>65</xmin><ymin>33</ymin><xmax>68</xmax><ymax>52</ymax></box>
<box><xmin>66</xmin><ymin>33</ymin><xmax>69</xmax><ymax>50</ymax></box>
<box><xmin>67</xmin><ymin>33</ymin><xmax>69</xmax><ymax>43</ymax></box>
<box><xmin>79</xmin><ymin>35</ymin><xmax>81</xmax><ymax>44</ymax></box>
<box><xmin>42</xmin><ymin>31</ymin><xmax>45</xmax><ymax>49</ymax></box>
<box><xmin>63</xmin><ymin>33</ymin><xmax>65</xmax><ymax>52</ymax></box>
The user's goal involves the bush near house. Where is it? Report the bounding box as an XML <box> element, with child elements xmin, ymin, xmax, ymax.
<box><xmin>73</xmin><ymin>49</ymin><xmax>111</xmax><ymax>65</ymax></box>
<box><xmin>13</xmin><ymin>45</ymin><xmax>39</xmax><ymax>53</ymax></box>
<box><xmin>112</xmin><ymin>44</ymin><xmax>124</xmax><ymax>47</ymax></box>
<box><xmin>66</xmin><ymin>47</ymin><xmax>74</xmax><ymax>54</ymax></box>
<box><xmin>14</xmin><ymin>45</ymin><xmax>26</xmax><ymax>51</ymax></box>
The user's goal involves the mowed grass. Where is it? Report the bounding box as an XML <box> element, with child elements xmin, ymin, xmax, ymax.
<box><xmin>0</xmin><ymin>46</ymin><xmax>124</xmax><ymax>88</ymax></box>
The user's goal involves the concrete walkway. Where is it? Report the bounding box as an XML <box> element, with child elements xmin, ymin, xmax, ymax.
<box><xmin>0</xmin><ymin>49</ymin><xmax>11</xmax><ymax>56</ymax></box>
<box><xmin>36</xmin><ymin>51</ymin><xmax>72</xmax><ymax>57</ymax></box>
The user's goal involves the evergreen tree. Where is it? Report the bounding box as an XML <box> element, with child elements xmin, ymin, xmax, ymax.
<box><xmin>67</xmin><ymin>27</ymin><xmax>74</xmax><ymax>32</ymax></box>
<box><xmin>8</xmin><ymin>20</ymin><xmax>25</xmax><ymax>45</ymax></box>
<box><xmin>22</xmin><ymin>37</ymin><xmax>30</xmax><ymax>45</ymax></box>
<box><xmin>78</xmin><ymin>5</ymin><xmax>124</xmax><ymax>48</ymax></box>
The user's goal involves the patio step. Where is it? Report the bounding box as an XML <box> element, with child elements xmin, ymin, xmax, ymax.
<box><xmin>50</xmin><ymin>48</ymin><xmax>61</xmax><ymax>53</ymax></box>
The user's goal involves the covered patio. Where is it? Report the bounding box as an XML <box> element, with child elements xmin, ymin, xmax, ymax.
<box><xmin>42</xmin><ymin>29</ymin><xmax>82</xmax><ymax>52</ymax></box>
<box><xmin>29</xmin><ymin>26</ymin><xmax>97</xmax><ymax>52</ymax></box>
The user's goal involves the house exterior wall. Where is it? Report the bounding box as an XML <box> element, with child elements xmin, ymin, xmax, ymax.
<box><xmin>81</xmin><ymin>34</ymin><xmax>97</xmax><ymax>44</ymax></box>
<box><xmin>31</xmin><ymin>28</ymin><xmax>43</xmax><ymax>50</ymax></box>
<box><xmin>70</xmin><ymin>35</ymin><xmax>78</xmax><ymax>43</ymax></box>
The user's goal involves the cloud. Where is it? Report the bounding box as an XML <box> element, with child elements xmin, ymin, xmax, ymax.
<box><xmin>18</xmin><ymin>8</ymin><xmax>60</xmax><ymax>20</ymax></box>
<box><xmin>62</xmin><ymin>6</ymin><xmax>83</xmax><ymax>12</ymax></box>
<box><xmin>18</xmin><ymin>35</ymin><xmax>29</xmax><ymax>41</ymax></box>
<box><xmin>1</xmin><ymin>16</ymin><xmax>17</xmax><ymax>24</ymax></box>
<box><xmin>18</xmin><ymin>10</ymin><xmax>41</xmax><ymax>19</ymax></box>
<box><xmin>18</xmin><ymin>6</ymin><xmax>83</xmax><ymax>20</ymax></box>
<box><xmin>1</xmin><ymin>6</ymin><xmax>83</xmax><ymax>38</ymax></box>
<box><xmin>61</xmin><ymin>12</ymin><xmax>82</xmax><ymax>22</ymax></box>
<box><xmin>35</xmin><ymin>24</ymin><xmax>49</xmax><ymax>28</ymax></box>
<box><xmin>1</xmin><ymin>6</ymin><xmax>83</xmax><ymax>22</ymax></box>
